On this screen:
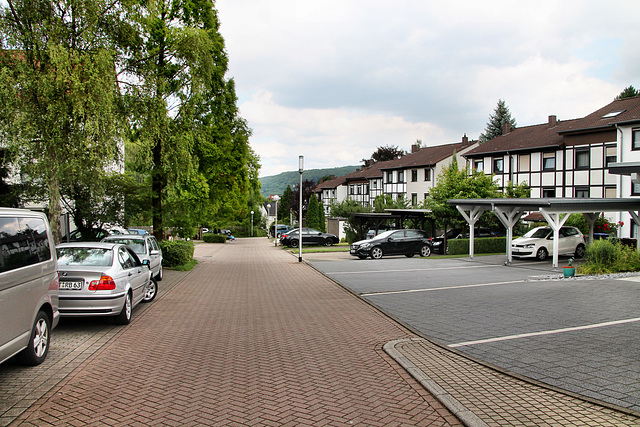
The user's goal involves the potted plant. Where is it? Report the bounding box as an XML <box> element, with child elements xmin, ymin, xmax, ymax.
<box><xmin>563</xmin><ymin>258</ymin><xmax>575</xmax><ymax>277</ymax></box>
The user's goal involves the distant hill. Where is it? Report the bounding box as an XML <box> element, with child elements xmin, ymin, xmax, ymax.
<box><xmin>260</xmin><ymin>165</ymin><xmax>360</xmax><ymax>197</ymax></box>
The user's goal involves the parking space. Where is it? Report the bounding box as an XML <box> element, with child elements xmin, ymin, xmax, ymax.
<box><xmin>309</xmin><ymin>252</ymin><xmax>640</xmax><ymax>412</ymax></box>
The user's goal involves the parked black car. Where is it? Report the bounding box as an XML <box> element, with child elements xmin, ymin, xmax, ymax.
<box><xmin>280</xmin><ymin>228</ymin><xmax>339</xmax><ymax>247</ymax></box>
<box><xmin>350</xmin><ymin>229</ymin><xmax>433</xmax><ymax>260</ymax></box>
<box><xmin>431</xmin><ymin>227</ymin><xmax>496</xmax><ymax>254</ymax></box>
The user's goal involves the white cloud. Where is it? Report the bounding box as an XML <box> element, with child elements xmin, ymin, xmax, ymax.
<box><xmin>217</xmin><ymin>0</ymin><xmax>640</xmax><ymax>177</ymax></box>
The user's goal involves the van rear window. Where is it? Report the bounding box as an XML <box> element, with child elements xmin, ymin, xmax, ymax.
<box><xmin>0</xmin><ymin>216</ymin><xmax>52</xmax><ymax>272</ymax></box>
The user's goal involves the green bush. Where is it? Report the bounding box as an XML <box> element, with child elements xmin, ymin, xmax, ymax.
<box><xmin>578</xmin><ymin>239</ymin><xmax>640</xmax><ymax>275</ymax></box>
<box><xmin>447</xmin><ymin>237</ymin><xmax>506</xmax><ymax>255</ymax></box>
<box><xmin>203</xmin><ymin>233</ymin><xmax>227</xmax><ymax>243</ymax></box>
<box><xmin>159</xmin><ymin>240</ymin><xmax>195</xmax><ymax>267</ymax></box>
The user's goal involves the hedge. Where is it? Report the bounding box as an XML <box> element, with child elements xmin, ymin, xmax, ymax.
<box><xmin>159</xmin><ymin>240</ymin><xmax>195</xmax><ymax>267</ymax></box>
<box><xmin>447</xmin><ymin>237</ymin><xmax>507</xmax><ymax>255</ymax></box>
<box><xmin>203</xmin><ymin>233</ymin><xmax>227</xmax><ymax>243</ymax></box>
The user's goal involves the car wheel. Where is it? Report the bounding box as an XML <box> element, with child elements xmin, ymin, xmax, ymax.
<box><xmin>420</xmin><ymin>245</ymin><xmax>432</xmax><ymax>257</ymax></box>
<box><xmin>17</xmin><ymin>311</ymin><xmax>50</xmax><ymax>366</ymax></box>
<box><xmin>114</xmin><ymin>292</ymin><xmax>132</xmax><ymax>325</ymax></box>
<box><xmin>155</xmin><ymin>265</ymin><xmax>163</xmax><ymax>281</ymax></box>
<box><xmin>575</xmin><ymin>244</ymin><xmax>586</xmax><ymax>258</ymax></box>
<box><xmin>536</xmin><ymin>247</ymin><xmax>548</xmax><ymax>261</ymax></box>
<box><xmin>357</xmin><ymin>255</ymin><xmax>367</xmax><ymax>260</ymax></box>
<box><xmin>405</xmin><ymin>253</ymin><xmax>415</xmax><ymax>258</ymax></box>
<box><xmin>143</xmin><ymin>278</ymin><xmax>158</xmax><ymax>303</ymax></box>
<box><xmin>323</xmin><ymin>238</ymin><xmax>332</xmax><ymax>246</ymax></box>
<box><xmin>290</xmin><ymin>240</ymin><xmax>299</xmax><ymax>248</ymax></box>
<box><xmin>371</xmin><ymin>246</ymin><xmax>383</xmax><ymax>259</ymax></box>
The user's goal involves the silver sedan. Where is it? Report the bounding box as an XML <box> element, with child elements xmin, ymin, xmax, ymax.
<box><xmin>56</xmin><ymin>242</ymin><xmax>157</xmax><ymax>324</ymax></box>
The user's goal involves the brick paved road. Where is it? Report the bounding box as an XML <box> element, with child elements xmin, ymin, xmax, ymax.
<box><xmin>10</xmin><ymin>239</ymin><xmax>459</xmax><ymax>426</ymax></box>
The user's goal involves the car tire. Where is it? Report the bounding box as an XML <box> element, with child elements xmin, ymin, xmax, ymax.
<box><xmin>536</xmin><ymin>247</ymin><xmax>548</xmax><ymax>261</ymax></box>
<box><xmin>290</xmin><ymin>240</ymin><xmax>299</xmax><ymax>248</ymax></box>
<box><xmin>114</xmin><ymin>292</ymin><xmax>132</xmax><ymax>325</ymax></box>
<box><xmin>357</xmin><ymin>255</ymin><xmax>367</xmax><ymax>260</ymax></box>
<box><xmin>371</xmin><ymin>246</ymin><xmax>383</xmax><ymax>259</ymax></box>
<box><xmin>323</xmin><ymin>238</ymin><xmax>332</xmax><ymax>246</ymax></box>
<box><xmin>405</xmin><ymin>253</ymin><xmax>414</xmax><ymax>258</ymax></box>
<box><xmin>420</xmin><ymin>245</ymin><xmax>432</xmax><ymax>257</ymax></box>
<box><xmin>17</xmin><ymin>311</ymin><xmax>50</xmax><ymax>366</ymax></box>
<box><xmin>155</xmin><ymin>265</ymin><xmax>163</xmax><ymax>281</ymax></box>
<box><xmin>575</xmin><ymin>244</ymin><xmax>586</xmax><ymax>258</ymax></box>
<box><xmin>143</xmin><ymin>279</ymin><xmax>158</xmax><ymax>303</ymax></box>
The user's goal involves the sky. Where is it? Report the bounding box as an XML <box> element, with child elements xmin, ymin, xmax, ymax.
<box><xmin>215</xmin><ymin>0</ymin><xmax>640</xmax><ymax>178</ymax></box>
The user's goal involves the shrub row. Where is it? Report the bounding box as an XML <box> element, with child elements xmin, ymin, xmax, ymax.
<box><xmin>203</xmin><ymin>234</ymin><xmax>227</xmax><ymax>243</ymax></box>
<box><xmin>159</xmin><ymin>240</ymin><xmax>195</xmax><ymax>267</ymax></box>
<box><xmin>578</xmin><ymin>239</ymin><xmax>640</xmax><ymax>275</ymax></box>
<box><xmin>447</xmin><ymin>237</ymin><xmax>506</xmax><ymax>255</ymax></box>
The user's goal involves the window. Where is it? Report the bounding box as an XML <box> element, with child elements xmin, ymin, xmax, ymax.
<box><xmin>364</xmin><ymin>184</ymin><xmax>369</xmax><ymax>194</ymax></box>
<box><xmin>411</xmin><ymin>193</ymin><xmax>418</xmax><ymax>206</ymax></box>
<box><xmin>633</xmin><ymin>182</ymin><xmax>640</xmax><ymax>196</ymax></box>
<box><xmin>602</xmin><ymin>110</ymin><xmax>625</xmax><ymax>119</ymax></box>
<box><xmin>387</xmin><ymin>171</ymin><xmax>393</xmax><ymax>183</ymax></box>
<box><xmin>424</xmin><ymin>168</ymin><xmax>431</xmax><ymax>181</ymax></box>
<box><xmin>633</xmin><ymin>129</ymin><xmax>640</xmax><ymax>151</ymax></box>
<box><xmin>605</xmin><ymin>146</ymin><xmax>617</xmax><ymax>166</ymax></box>
<box><xmin>519</xmin><ymin>154</ymin><xmax>530</xmax><ymax>172</ymax></box>
<box><xmin>542</xmin><ymin>188</ymin><xmax>556</xmax><ymax>198</ymax></box>
<box><xmin>349</xmin><ymin>185</ymin><xmax>354</xmax><ymax>195</ymax></box>
<box><xmin>542</xmin><ymin>152</ymin><xmax>556</xmax><ymax>171</ymax></box>
<box><xmin>474</xmin><ymin>160</ymin><xmax>483</xmax><ymax>173</ymax></box>
<box><xmin>0</xmin><ymin>217</ymin><xmax>51</xmax><ymax>272</ymax></box>
<box><xmin>575</xmin><ymin>187</ymin><xmax>589</xmax><ymax>198</ymax></box>
<box><xmin>493</xmin><ymin>158</ymin><xmax>504</xmax><ymax>173</ymax></box>
<box><xmin>356</xmin><ymin>185</ymin><xmax>361</xmax><ymax>195</ymax></box>
<box><xmin>575</xmin><ymin>149</ymin><xmax>590</xmax><ymax>169</ymax></box>
<box><xmin>605</xmin><ymin>186</ymin><xmax>616</xmax><ymax>198</ymax></box>
<box><xmin>411</xmin><ymin>170</ymin><xmax>418</xmax><ymax>182</ymax></box>
<box><xmin>372</xmin><ymin>181</ymin><xmax>377</xmax><ymax>189</ymax></box>
<box><xmin>398</xmin><ymin>171</ymin><xmax>404</xmax><ymax>183</ymax></box>
<box><xmin>424</xmin><ymin>192</ymin><xmax>429</xmax><ymax>200</ymax></box>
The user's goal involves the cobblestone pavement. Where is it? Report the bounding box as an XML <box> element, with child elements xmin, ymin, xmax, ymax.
<box><xmin>3</xmin><ymin>239</ymin><xmax>459</xmax><ymax>426</ymax></box>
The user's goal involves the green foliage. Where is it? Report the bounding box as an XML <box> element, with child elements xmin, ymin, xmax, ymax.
<box><xmin>578</xmin><ymin>239</ymin><xmax>640</xmax><ymax>275</ymax></box>
<box><xmin>259</xmin><ymin>166</ymin><xmax>359</xmax><ymax>198</ymax></box>
<box><xmin>306</xmin><ymin>195</ymin><xmax>321</xmax><ymax>230</ymax></box>
<box><xmin>329</xmin><ymin>199</ymin><xmax>372</xmax><ymax>243</ymax></box>
<box><xmin>278</xmin><ymin>185</ymin><xmax>293</xmax><ymax>223</ymax></box>
<box><xmin>203</xmin><ymin>234</ymin><xmax>226</xmax><ymax>243</ymax></box>
<box><xmin>159</xmin><ymin>240</ymin><xmax>195</xmax><ymax>267</ymax></box>
<box><xmin>504</xmin><ymin>181</ymin><xmax>531</xmax><ymax>198</ymax></box>
<box><xmin>364</xmin><ymin>145</ymin><xmax>406</xmax><ymax>165</ymax></box>
<box><xmin>318</xmin><ymin>202</ymin><xmax>326</xmax><ymax>232</ymax></box>
<box><xmin>479</xmin><ymin>99</ymin><xmax>517</xmax><ymax>143</ymax></box>
<box><xmin>564</xmin><ymin>213</ymin><xmax>589</xmax><ymax>235</ymax></box>
<box><xmin>615</xmin><ymin>85</ymin><xmax>639</xmax><ymax>100</ymax></box>
<box><xmin>374</xmin><ymin>194</ymin><xmax>408</xmax><ymax>212</ymax></box>
<box><xmin>447</xmin><ymin>238</ymin><xmax>507</xmax><ymax>255</ymax></box>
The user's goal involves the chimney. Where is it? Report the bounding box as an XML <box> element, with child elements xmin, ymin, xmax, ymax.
<box><xmin>411</xmin><ymin>144</ymin><xmax>419</xmax><ymax>153</ymax></box>
<box><xmin>548</xmin><ymin>115</ymin><xmax>557</xmax><ymax>128</ymax></box>
<box><xmin>502</xmin><ymin>122</ymin><xmax>511</xmax><ymax>134</ymax></box>
<box><xmin>462</xmin><ymin>134</ymin><xmax>468</xmax><ymax>144</ymax></box>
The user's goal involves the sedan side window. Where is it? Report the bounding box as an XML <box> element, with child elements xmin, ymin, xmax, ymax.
<box><xmin>118</xmin><ymin>248</ymin><xmax>135</xmax><ymax>269</ymax></box>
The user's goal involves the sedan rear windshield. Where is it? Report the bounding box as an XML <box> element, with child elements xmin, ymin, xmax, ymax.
<box><xmin>57</xmin><ymin>247</ymin><xmax>113</xmax><ymax>266</ymax></box>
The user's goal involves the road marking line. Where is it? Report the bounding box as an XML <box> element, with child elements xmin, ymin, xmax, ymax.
<box><xmin>361</xmin><ymin>280</ymin><xmax>526</xmax><ymax>296</ymax></box>
<box><xmin>450</xmin><ymin>317</ymin><xmax>640</xmax><ymax>348</ymax></box>
<box><xmin>327</xmin><ymin>264</ymin><xmax>496</xmax><ymax>275</ymax></box>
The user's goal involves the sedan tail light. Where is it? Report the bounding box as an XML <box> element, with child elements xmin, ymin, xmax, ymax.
<box><xmin>89</xmin><ymin>276</ymin><xmax>116</xmax><ymax>291</ymax></box>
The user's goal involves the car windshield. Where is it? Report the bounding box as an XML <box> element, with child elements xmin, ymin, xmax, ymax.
<box><xmin>524</xmin><ymin>228</ymin><xmax>551</xmax><ymax>239</ymax></box>
<box><xmin>57</xmin><ymin>247</ymin><xmax>113</xmax><ymax>266</ymax></box>
<box><xmin>103</xmin><ymin>238</ymin><xmax>145</xmax><ymax>254</ymax></box>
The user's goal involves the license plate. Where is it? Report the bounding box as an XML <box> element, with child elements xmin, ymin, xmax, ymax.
<box><xmin>60</xmin><ymin>280</ymin><xmax>83</xmax><ymax>290</ymax></box>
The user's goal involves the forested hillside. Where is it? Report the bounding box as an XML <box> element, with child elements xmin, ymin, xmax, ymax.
<box><xmin>260</xmin><ymin>165</ymin><xmax>359</xmax><ymax>197</ymax></box>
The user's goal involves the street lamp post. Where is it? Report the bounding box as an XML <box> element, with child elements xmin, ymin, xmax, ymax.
<box><xmin>298</xmin><ymin>155</ymin><xmax>304</xmax><ymax>262</ymax></box>
<box><xmin>266</xmin><ymin>203</ymin><xmax>271</xmax><ymax>238</ymax></box>
<box><xmin>272</xmin><ymin>195</ymin><xmax>280</xmax><ymax>246</ymax></box>
<box><xmin>250</xmin><ymin>210</ymin><xmax>254</xmax><ymax>237</ymax></box>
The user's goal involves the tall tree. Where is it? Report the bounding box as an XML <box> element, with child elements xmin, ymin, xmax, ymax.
<box><xmin>278</xmin><ymin>185</ymin><xmax>292</xmax><ymax>223</ymax></box>
<box><xmin>0</xmin><ymin>0</ymin><xmax>126</xmax><ymax>241</ymax></box>
<box><xmin>615</xmin><ymin>85</ymin><xmax>639</xmax><ymax>100</ymax></box>
<box><xmin>363</xmin><ymin>145</ymin><xmax>405</xmax><ymax>166</ymax></box>
<box><xmin>479</xmin><ymin>100</ymin><xmax>517</xmax><ymax>143</ymax></box>
<box><xmin>306</xmin><ymin>194</ymin><xmax>320</xmax><ymax>230</ymax></box>
<box><xmin>123</xmin><ymin>0</ymin><xmax>248</xmax><ymax>241</ymax></box>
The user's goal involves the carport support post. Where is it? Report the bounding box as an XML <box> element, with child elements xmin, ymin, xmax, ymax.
<box><xmin>493</xmin><ymin>206</ymin><xmax>524</xmax><ymax>265</ymax></box>
<box><xmin>583</xmin><ymin>213</ymin><xmax>599</xmax><ymax>243</ymax></box>
<box><xmin>540</xmin><ymin>210</ymin><xmax>570</xmax><ymax>269</ymax></box>
<box><xmin>629</xmin><ymin>211</ymin><xmax>640</xmax><ymax>252</ymax></box>
<box><xmin>456</xmin><ymin>205</ymin><xmax>483</xmax><ymax>259</ymax></box>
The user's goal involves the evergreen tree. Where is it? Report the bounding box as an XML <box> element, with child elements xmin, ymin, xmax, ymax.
<box><xmin>615</xmin><ymin>85</ymin><xmax>639</xmax><ymax>100</ymax></box>
<box><xmin>318</xmin><ymin>201</ymin><xmax>326</xmax><ymax>232</ymax></box>
<box><xmin>307</xmin><ymin>195</ymin><xmax>320</xmax><ymax>230</ymax></box>
<box><xmin>278</xmin><ymin>185</ymin><xmax>292</xmax><ymax>223</ymax></box>
<box><xmin>479</xmin><ymin>100</ymin><xmax>517</xmax><ymax>143</ymax></box>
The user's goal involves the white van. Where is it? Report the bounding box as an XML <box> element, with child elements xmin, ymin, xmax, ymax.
<box><xmin>0</xmin><ymin>209</ymin><xmax>59</xmax><ymax>365</ymax></box>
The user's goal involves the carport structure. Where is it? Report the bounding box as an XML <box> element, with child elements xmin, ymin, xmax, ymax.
<box><xmin>447</xmin><ymin>198</ymin><xmax>640</xmax><ymax>268</ymax></box>
<box><xmin>350</xmin><ymin>209</ymin><xmax>436</xmax><ymax>237</ymax></box>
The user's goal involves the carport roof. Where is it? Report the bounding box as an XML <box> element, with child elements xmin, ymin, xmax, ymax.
<box><xmin>447</xmin><ymin>198</ymin><xmax>640</xmax><ymax>213</ymax></box>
